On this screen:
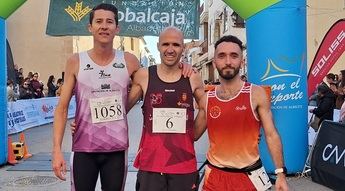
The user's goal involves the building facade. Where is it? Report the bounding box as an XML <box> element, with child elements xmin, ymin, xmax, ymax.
<box><xmin>193</xmin><ymin>0</ymin><xmax>344</xmax><ymax>83</ymax></box>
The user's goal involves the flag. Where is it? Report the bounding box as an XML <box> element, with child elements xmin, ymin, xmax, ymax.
<box><xmin>307</xmin><ymin>19</ymin><xmax>345</xmax><ymax>97</ymax></box>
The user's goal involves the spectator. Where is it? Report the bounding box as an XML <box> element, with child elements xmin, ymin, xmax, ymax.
<box><xmin>309</xmin><ymin>84</ymin><xmax>336</xmax><ymax>127</ymax></box>
<box><xmin>330</xmin><ymin>82</ymin><xmax>338</xmax><ymax>94</ymax></box>
<box><xmin>19</xmin><ymin>78</ymin><xmax>34</xmax><ymax>99</ymax></box>
<box><xmin>55</xmin><ymin>78</ymin><xmax>63</xmax><ymax>96</ymax></box>
<box><xmin>7</xmin><ymin>79</ymin><xmax>18</xmax><ymax>102</ymax></box>
<box><xmin>337</xmin><ymin>70</ymin><xmax>343</xmax><ymax>87</ymax></box>
<box><xmin>27</xmin><ymin>71</ymin><xmax>33</xmax><ymax>80</ymax></box>
<box><xmin>326</xmin><ymin>73</ymin><xmax>336</xmax><ymax>84</ymax></box>
<box><xmin>308</xmin><ymin>89</ymin><xmax>318</xmax><ymax>106</ymax></box>
<box><xmin>47</xmin><ymin>75</ymin><xmax>58</xmax><ymax>97</ymax></box>
<box><xmin>30</xmin><ymin>72</ymin><xmax>44</xmax><ymax>98</ymax></box>
<box><xmin>17</xmin><ymin>67</ymin><xmax>24</xmax><ymax>85</ymax></box>
<box><xmin>339</xmin><ymin>86</ymin><xmax>345</xmax><ymax>123</ymax></box>
<box><xmin>335</xmin><ymin>70</ymin><xmax>345</xmax><ymax>109</ymax></box>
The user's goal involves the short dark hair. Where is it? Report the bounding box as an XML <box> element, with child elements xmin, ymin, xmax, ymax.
<box><xmin>317</xmin><ymin>84</ymin><xmax>329</xmax><ymax>94</ymax></box>
<box><xmin>340</xmin><ymin>69</ymin><xmax>345</xmax><ymax>76</ymax></box>
<box><xmin>7</xmin><ymin>79</ymin><xmax>13</xmax><ymax>86</ymax></box>
<box><xmin>326</xmin><ymin>73</ymin><xmax>335</xmax><ymax>81</ymax></box>
<box><xmin>89</xmin><ymin>3</ymin><xmax>118</xmax><ymax>25</ymax></box>
<box><xmin>57</xmin><ymin>78</ymin><xmax>63</xmax><ymax>84</ymax></box>
<box><xmin>214</xmin><ymin>35</ymin><xmax>244</xmax><ymax>51</ymax></box>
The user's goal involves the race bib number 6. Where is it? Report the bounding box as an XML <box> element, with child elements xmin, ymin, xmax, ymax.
<box><xmin>152</xmin><ymin>108</ymin><xmax>187</xmax><ymax>133</ymax></box>
<box><xmin>89</xmin><ymin>96</ymin><xmax>124</xmax><ymax>124</ymax></box>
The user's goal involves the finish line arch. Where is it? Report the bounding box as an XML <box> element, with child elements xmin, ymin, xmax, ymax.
<box><xmin>0</xmin><ymin>1</ymin><xmax>308</xmax><ymax>171</ymax></box>
<box><xmin>223</xmin><ymin>0</ymin><xmax>308</xmax><ymax>173</ymax></box>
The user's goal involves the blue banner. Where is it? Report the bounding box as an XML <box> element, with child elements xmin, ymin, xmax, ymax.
<box><xmin>0</xmin><ymin>18</ymin><xmax>7</xmax><ymax>165</ymax></box>
<box><xmin>246</xmin><ymin>0</ymin><xmax>308</xmax><ymax>173</ymax></box>
<box><xmin>7</xmin><ymin>97</ymin><xmax>76</xmax><ymax>135</ymax></box>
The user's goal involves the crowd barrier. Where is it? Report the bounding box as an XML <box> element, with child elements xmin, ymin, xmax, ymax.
<box><xmin>308</xmin><ymin>106</ymin><xmax>340</xmax><ymax>146</ymax></box>
<box><xmin>7</xmin><ymin>96</ymin><xmax>76</xmax><ymax>134</ymax></box>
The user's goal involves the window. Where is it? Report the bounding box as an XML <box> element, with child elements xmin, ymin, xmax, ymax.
<box><xmin>231</xmin><ymin>12</ymin><xmax>245</xmax><ymax>28</ymax></box>
<box><xmin>214</xmin><ymin>21</ymin><xmax>220</xmax><ymax>43</ymax></box>
<box><xmin>209</xmin><ymin>24</ymin><xmax>212</xmax><ymax>44</ymax></box>
<box><xmin>223</xmin><ymin>7</ymin><xmax>229</xmax><ymax>32</ymax></box>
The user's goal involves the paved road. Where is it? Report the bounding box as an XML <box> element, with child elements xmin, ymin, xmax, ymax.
<box><xmin>0</xmin><ymin>103</ymin><xmax>332</xmax><ymax>191</ymax></box>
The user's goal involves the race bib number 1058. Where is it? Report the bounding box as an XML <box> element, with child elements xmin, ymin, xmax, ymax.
<box><xmin>89</xmin><ymin>96</ymin><xmax>124</xmax><ymax>124</ymax></box>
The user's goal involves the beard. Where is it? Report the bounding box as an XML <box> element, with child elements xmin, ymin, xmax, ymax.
<box><xmin>217</xmin><ymin>66</ymin><xmax>240</xmax><ymax>80</ymax></box>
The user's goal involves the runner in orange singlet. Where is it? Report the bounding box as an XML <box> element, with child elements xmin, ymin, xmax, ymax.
<box><xmin>194</xmin><ymin>35</ymin><xmax>289</xmax><ymax>191</ymax></box>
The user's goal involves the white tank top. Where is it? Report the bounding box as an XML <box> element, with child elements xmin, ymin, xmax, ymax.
<box><xmin>73</xmin><ymin>50</ymin><xmax>130</xmax><ymax>152</ymax></box>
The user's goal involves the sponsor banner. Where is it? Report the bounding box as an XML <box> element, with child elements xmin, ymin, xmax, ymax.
<box><xmin>246</xmin><ymin>0</ymin><xmax>308</xmax><ymax>173</ymax></box>
<box><xmin>7</xmin><ymin>96</ymin><xmax>76</xmax><ymax>135</ymax></box>
<box><xmin>46</xmin><ymin>0</ymin><xmax>199</xmax><ymax>39</ymax></box>
<box><xmin>311</xmin><ymin>121</ymin><xmax>345</xmax><ymax>190</ymax></box>
<box><xmin>307</xmin><ymin>19</ymin><xmax>345</xmax><ymax>97</ymax></box>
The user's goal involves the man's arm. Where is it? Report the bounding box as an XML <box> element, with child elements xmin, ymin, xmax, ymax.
<box><xmin>124</xmin><ymin>52</ymin><xmax>140</xmax><ymax>80</ymax></box>
<box><xmin>194</xmin><ymin>94</ymin><xmax>207</xmax><ymax>141</ymax></box>
<box><xmin>52</xmin><ymin>54</ymin><xmax>78</xmax><ymax>180</ymax></box>
<box><xmin>254</xmin><ymin>85</ymin><xmax>289</xmax><ymax>190</ymax></box>
<box><xmin>189</xmin><ymin>72</ymin><xmax>207</xmax><ymax>141</ymax></box>
<box><xmin>127</xmin><ymin>68</ymin><xmax>147</xmax><ymax>111</ymax></box>
<box><xmin>124</xmin><ymin>52</ymin><xmax>141</xmax><ymax>112</ymax></box>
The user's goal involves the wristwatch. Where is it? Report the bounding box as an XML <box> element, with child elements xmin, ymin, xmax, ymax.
<box><xmin>274</xmin><ymin>167</ymin><xmax>287</xmax><ymax>175</ymax></box>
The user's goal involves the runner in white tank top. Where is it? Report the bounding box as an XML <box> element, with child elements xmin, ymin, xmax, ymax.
<box><xmin>52</xmin><ymin>4</ymin><xmax>140</xmax><ymax>191</ymax></box>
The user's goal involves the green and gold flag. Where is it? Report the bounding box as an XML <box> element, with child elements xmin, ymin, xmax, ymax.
<box><xmin>46</xmin><ymin>0</ymin><xmax>199</xmax><ymax>38</ymax></box>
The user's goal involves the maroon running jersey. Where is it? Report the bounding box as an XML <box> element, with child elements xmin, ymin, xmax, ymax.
<box><xmin>134</xmin><ymin>65</ymin><xmax>197</xmax><ymax>174</ymax></box>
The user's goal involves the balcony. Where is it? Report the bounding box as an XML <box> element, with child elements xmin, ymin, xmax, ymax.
<box><xmin>198</xmin><ymin>39</ymin><xmax>208</xmax><ymax>56</ymax></box>
<box><xmin>199</xmin><ymin>3</ymin><xmax>208</xmax><ymax>24</ymax></box>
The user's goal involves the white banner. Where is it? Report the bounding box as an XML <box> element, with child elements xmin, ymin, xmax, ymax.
<box><xmin>7</xmin><ymin>96</ymin><xmax>76</xmax><ymax>134</ymax></box>
<box><xmin>308</xmin><ymin>106</ymin><xmax>340</xmax><ymax>146</ymax></box>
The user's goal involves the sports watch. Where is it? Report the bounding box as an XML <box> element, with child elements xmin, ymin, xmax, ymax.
<box><xmin>274</xmin><ymin>167</ymin><xmax>287</xmax><ymax>175</ymax></box>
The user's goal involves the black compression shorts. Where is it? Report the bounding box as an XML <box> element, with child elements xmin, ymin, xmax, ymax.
<box><xmin>71</xmin><ymin>151</ymin><xmax>126</xmax><ymax>191</ymax></box>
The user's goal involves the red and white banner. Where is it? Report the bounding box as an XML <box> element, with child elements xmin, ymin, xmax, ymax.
<box><xmin>307</xmin><ymin>19</ymin><xmax>345</xmax><ymax>97</ymax></box>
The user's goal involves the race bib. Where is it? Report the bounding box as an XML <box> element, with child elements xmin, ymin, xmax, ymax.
<box><xmin>152</xmin><ymin>108</ymin><xmax>187</xmax><ymax>133</ymax></box>
<box><xmin>89</xmin><ymin>95</ymin><xmax>124</xmax><ymax>124</ymax></box>
<box><xmin>247</xmin><ymin>166</ymin><xmax>272</xmax><ymax>191</ymax></box>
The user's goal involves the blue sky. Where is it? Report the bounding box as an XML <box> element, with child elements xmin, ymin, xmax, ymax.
<box><xmin>144</xmin><ymin>36</ymin><xmax>160</xmax><ymax>63</ymax></box>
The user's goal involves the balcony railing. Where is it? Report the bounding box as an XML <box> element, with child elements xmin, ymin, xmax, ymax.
<box><xmin>199</xmin><ymin>39</ymin><xmax>208</xmax><ymax>55</ymax></box>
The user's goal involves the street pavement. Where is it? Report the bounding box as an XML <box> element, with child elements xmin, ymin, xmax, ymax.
<box><xmin>0</xmin><ymin>103</ymin><xmax>332</xmax><ymax>191</ymax></box>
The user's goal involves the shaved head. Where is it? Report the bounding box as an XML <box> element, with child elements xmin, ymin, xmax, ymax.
<box><xmin>157</xmin><ymin>26</ymin><xmax>185</xmax><ymax>67</ymax></box>
<box><xmin>159</xmin><ymin>26</ymin><xmax>184</xmax><ymax>44</ymax></box>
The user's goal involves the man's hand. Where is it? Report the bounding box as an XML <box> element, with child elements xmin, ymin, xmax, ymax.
<box><xmin>275</xmin><ymin>174</ymin><xmax>289</xmax><ymax>191</ymax></box>
<box><xmin>179</xmin><ymin>62</ymin><xmax>197</xmax><ymax>78</ymax></box>
<box><xmin>70</xmin><ymin>121</ymin><xmax>76</xmax><ymax>135</ymax></box>
<box><xmin>52</xmin><ymin>150</ymin><xmax>67</xmax><ymax>181</ymax></box>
